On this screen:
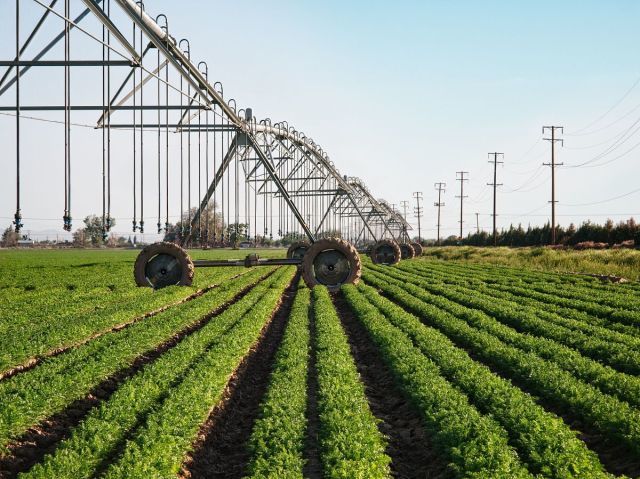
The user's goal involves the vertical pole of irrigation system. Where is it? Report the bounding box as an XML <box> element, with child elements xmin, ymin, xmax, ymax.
<box><xmin>434</xmin><ymin>182</ymin><xmax>446</xmax><ymax>245</ymax></box>
<box><xmin>487</xmin><ymin>152</ymin><xmax>503</xmax><ymax>246</ymax></box>
<box><xmin>413</xmin><ymin>191</ymin><xmax>423</xmax><ymax>243</ymax></box>
<box><xmin>456</xmin><ymin>171</ymin><xmax>468</xmax><ymax>239</ymax></box>
<box><xmin>542</xmin><ymin>126</ymin><xmax>564</xmax><ymax>245</ymax></box>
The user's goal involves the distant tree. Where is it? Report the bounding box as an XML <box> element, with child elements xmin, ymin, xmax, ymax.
<box><xmin>164</xmin><ymin>201</ymin><xmax>224</xmax><ymax>245</ymax></box>
<box><xmin>1</xmin><ymin>226</ymin><xmax>18</xmax><ymax>247</ymax></box>
<box><xmin>80</xmin><ymin>215</ymin><xmax>116</xmax><ymax>246</ymax></box>
<box><xmin>73</xmin><ymin>228</ymin><xmax>89</xmax><ymax>247</ymax></box>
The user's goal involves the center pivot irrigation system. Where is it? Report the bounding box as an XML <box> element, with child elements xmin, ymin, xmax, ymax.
<box><xmin>3</xmin><ymin>0</ymin><xmax>423</xmax><ymax>290</ymax></box>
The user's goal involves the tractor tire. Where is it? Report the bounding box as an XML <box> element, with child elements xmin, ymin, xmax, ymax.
<box><xmin>399</xmin><ymin>243</ymin><xmax>415</xmax><ymax>260</ymax></box>
<box><xmin>302</xmin><ymin>238</ymin><xmax>361</xmax><ymax>291</ymax></box>
<box><xmin>411</xmin><ymin>242</ymin><xmax>424</xmax><ymax>257</ymax></box>
<box><xmin>134</xmin><ymin>241</ymin><xmax>194</xmax><ymax>289</ymax></box>
<box><xmin>286</xmin><ymin>240</ymin><xmax>311</xmax><ymax>260</ymax></box>
<box><xmin>369</xmin><ymin>239</ymin><xmax>401</xmax><ymax>265</ymax></box>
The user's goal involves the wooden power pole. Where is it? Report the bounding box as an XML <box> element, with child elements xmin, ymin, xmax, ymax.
<box><xmin>456</xmin><ymin>171</ymin><xmax>468</xmax><ymax>239</ymax></box>
<box><xmin>487</xmin><ymin>153</ymin><xmax>504</xmax><ymax>246</ymax></box>
<box><xmin>413</xmin><ymin>191</ymin><xmax>423</xmax><ymax>243</ymax></box>
<box><xmin>542</xmin><ymin>126</ymin><xmax>564</xmax><ymax>245</ymax></box>
<box><xmin>434</xmin><ymin>182</ymin><xmax>446</xmax><ymax>245</ymax></box>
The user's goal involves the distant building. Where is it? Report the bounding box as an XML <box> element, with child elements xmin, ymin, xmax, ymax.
<box><xmin>17</xmin><ymin>238</ymin><xmax>35</xmax><ymax>247</ymax></box>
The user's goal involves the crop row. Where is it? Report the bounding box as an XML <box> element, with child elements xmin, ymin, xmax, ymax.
<box><xmin>398</xmin><ymin>262</ymin><xmax>640</xmax><ymax>345</ymax></box>
<box><xmin>22</xmin><ymin>265</ymin><xmax>294</xmax><ymax>478</ymax></box>
<box><xmin>419</xmin><ymin>259</ymin><xmax>640</xmax><ymax>312</ymax></box>
<box><xmin>354</xmin><ymin>282</ymin><xmax>608</xmax><ymax>477</ymax></box>
<box><xmin>311</xmin><ymin>286</ymin><xmax>391</xmax><ymax>478</ymax></box>
<box><xmin>371</xmin><ymin>264</ymin><xmax>640</xmax><ymax>376</ymax></box>
<box><xmin>245</xmin><ymin>282</ymin><xmax>311</xmax><ymax>478</ymax></box>
<box><xmin>0</xmin><ymin>266</ymin><xmax>248</xmax><ymax>376</ymax></box>
<box><xmin>363</xmin><ymin>270</ymin><xmax>640</xmax><ymax>456</ymax></box>
<box><xmin>389</xmin><ymin>267</ymin><xmax>640</xmax><ymax>408</ymax></box>
<box><xmin>341</xmin><ymin>284</ymin><xmax>532</xmax><ymax>478</ymax></box>
<box><xmin>0</xmin><ymin>267</ymin><xmax>275</xmax><ymax>452</ymax></box>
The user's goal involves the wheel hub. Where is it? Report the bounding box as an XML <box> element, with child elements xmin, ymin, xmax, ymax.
<box><xmin>144</xmin><ymin>253</ymin><xmax>182</xmax><ymax>288</ymax></box>
<box><xmin>312</xmin><ymin>249</ymin><xmax>350</xmax><ymax>287</ymax></box>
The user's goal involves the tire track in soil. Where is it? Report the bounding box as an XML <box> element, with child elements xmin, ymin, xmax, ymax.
<box><xmin>375</xmin><ymin>288</ymin><xmax>640</xmax><ymax>478</ymax></box>
<box><xmin>179</xmin><ymin>274</ymin><xmax>298</xmax><ymax>479</ymax></box>
<box><xmin>0</xmin><ymin>271</ymin><xmax>251</xmax><ymax>383</ymax></box>
<box><xmin>333</xmin><ymin>292</ymin><xmax>453</xmax><ymax>479</ymax></box>
<box><xmin>0</xmin><ymin>270</ymin><xmax>276</xmax><ymax>479</ymax></box>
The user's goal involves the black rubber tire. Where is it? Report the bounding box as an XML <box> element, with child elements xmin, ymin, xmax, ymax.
<box><xmin>369</xmin><ymin>239</ymin><xmax>401</xmax><ymax>265</ymax></box>
<box><xmin>302</xmin><ymin>238</ymin><xmax>361</xmax><ymax>291</ymax></box>
<box><xmin>134</xmin><ymin>241</ymin><xmax>194</xmax><ymax>289</ymax></box>
<box><xmin>411</xmin><ymin>242</ymin><xmax>424</xmax><ymax>257</ymax></box>
<box><xmin>399</xmin><ymin>243</ymin><xmax>415</xmax><ymax>260</ymax></box>
<box><xmin>286</xmin><ymin>240</ymin><xmax>311</xmax><ymax>260</ymax></box>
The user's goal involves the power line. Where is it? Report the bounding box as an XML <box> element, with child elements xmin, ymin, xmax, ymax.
<box><xmin>568</xmin><ymin>73</ymin><xmax>640</xmax><ymax>135</ymax></box>
<box><xmin>564</xmin><ymin>185</ymin><xmax>640</xmax><ymax>207</ymax></box>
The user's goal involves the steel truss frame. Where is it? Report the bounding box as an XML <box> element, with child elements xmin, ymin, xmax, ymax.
<box><xmin>2</xmin><ymin>0</ymin><xmax>409</xmax><ymax>247</ymax></box>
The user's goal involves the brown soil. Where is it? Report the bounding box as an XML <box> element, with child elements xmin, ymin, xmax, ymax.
<box><xmin>332</xmin><ymin>292</ymin><xmax>453</xmax><ymax>479</ymax></box>
<box><xmin>179</xmin><ymin>274</ymin><xmax>298</xmax><ymax>479</ymax></box>
<box><xmin>0</xmin><ymin>270</ymin><xmax>251</xmax><ymax>383</ymax></box>
<box><xmin>302</xmin><ymin>297</ymin><xmax>322</xmax><ymax>479</ymax></box>
<box><xmin>0</xmin><ymin>271</ymin><xmax>272</xmax><ymax>479</ymax></box>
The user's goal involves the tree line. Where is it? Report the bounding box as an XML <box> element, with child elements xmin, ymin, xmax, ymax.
<box><xmin>436</xmin><ymin>218</ymin><xmax>639</xmax><ymax>247</ymax></box>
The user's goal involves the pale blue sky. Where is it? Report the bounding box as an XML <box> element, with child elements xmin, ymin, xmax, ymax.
<box><xmin>1</xmin><ymin>1</ymin><xmax>639</xmax><ymax>240</ymax></box>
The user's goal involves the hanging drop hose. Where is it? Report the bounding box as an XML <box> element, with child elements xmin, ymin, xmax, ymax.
<box><xmin>138</xmin><ymin>8</ymin><xmax>144</xmax><ymax>235</ymax></box>
<box><xmin>199</xmin><ymin>61</ymin><xmax>209</xmax><ymax>246</ymax></box>
<box><xmin>101</xmin><ymin>16</ymin><xmax>106</xmax><ymax>240</ymax></box>
<box><xmin>156</xmin><ymin>42</ymin><xmax>161</xmax><ymax>234</ymax></box>
<box><xmin>105</xmin><ymin>0</ymin><xmax>112</xmax><ymax>236</ymax></box>
<box><xmin>179</xmin><ymin>74</ymin><xmax>184</xmax><ymax>238</ymax></box>
<box><xmin>132</xmin><ymin>23</ymin><xmax>137</xmax><ymax>233</ymax></box>
<box><xmin>159</xmin><ymin>16</ymin><xmax>169</xmax><ymax>233</ymax></box>
<box><xmin>14</xmin><ymin>0</ymin><xmax>23</xmax><ymax>234</ymax></box>
<box><xmin>62</xmin><ymin>0</ymin><xmax>72</xmax><ymax>232</ymax></box>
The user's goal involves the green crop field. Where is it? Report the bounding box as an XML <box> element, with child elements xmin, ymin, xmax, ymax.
<box><xmin>0</xmin><ymin>248</ymin><xmax>639</xmax><ymax>478</ymax></box>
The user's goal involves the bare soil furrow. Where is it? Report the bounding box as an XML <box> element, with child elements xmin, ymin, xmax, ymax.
<box><xmin>333</xmin><ymin>292</ymin><xmax>452</xmax><ymax>479</ymax></box>
<box><xmin>179</xmin><ymin>274</ymin><xmax>298</xmax><ymax>479</ymax></box>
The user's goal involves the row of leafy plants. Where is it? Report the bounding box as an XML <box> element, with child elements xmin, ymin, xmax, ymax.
<box><xmin>363</xmin><ymin>270</ymin><xmax>640</xmax><ymax>456</ymax></box>
<box><xmin>22</xmin><ymin>266</ymin><xmax>294</xmax><ymax>478</ymax></box>
<box><xmin>0</xmin><ymin>266</ymin><xmax>247</xmax><ymax>376</ymax></box>
<box><xmin>398</xmin><ymin>262</ymin><xmax>640</xmax><ymax>345</ymax></box>
<box><xmin>0</xmin><ymin>267</ymin><xmax>275</xmax><ymax>452</ymax></box>
<box><xmin>373</xmin><ymin>264</ymin><xmax>640</xmax><ymax>376</ymax></box>
<box><xmin>350</xmin><ymin>282</ymin><xmax>608</xmax><ymax>477</ymax></box>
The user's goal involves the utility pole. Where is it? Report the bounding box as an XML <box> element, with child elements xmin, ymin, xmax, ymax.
<box><xmin>413</xmin><ymin>192</ymin><xmax>423</xmax><ymax>243</ymax></box>
<box><xmin>400</xmin><ymin>200</ymin><xmax>409</xmax><ymax>242</ymax></box>
<box><xmin>487</xmin><ymin>153</ymin><xmax>504</xmax><ymax>246</ymax></box>
<box><xmin>434</xmin><ymin>182</ymin><xmax>446</xmax><ymax>245</ymax></box>
<box><xmin>455</xmin><ymin>171</ymin><xmax>469</xmax><ymax>239</ymax></box>
<box><xmin>542</xmin><ymin>126</ymin><xmax>564</xmax><ymax>245</ymax></box>
<box><xmin>475</xmin><ymin>212</ymin><xmax>480</xmax><ymax>234</ymax></box>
